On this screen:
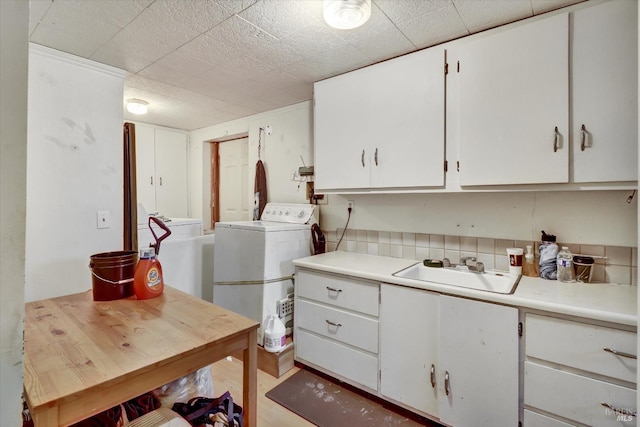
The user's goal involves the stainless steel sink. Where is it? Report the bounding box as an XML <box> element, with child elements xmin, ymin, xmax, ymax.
<box><xmin>393</xmin><ymin>263</ymin><xmax>520</xmax><ymax>294</ymax></box>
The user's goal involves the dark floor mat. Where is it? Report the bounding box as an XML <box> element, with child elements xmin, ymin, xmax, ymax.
<box><xmin>266</xmin><ymin>368</ymin><xmax>442</xmax><ymax>427</ymax></box>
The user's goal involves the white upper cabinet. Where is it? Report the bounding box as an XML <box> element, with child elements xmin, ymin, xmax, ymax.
<box><xmin>314</xmin><ymin>48</ymin><xmax>445</xmax><ymax>191</ymax></box>
<box><xmin>572</xmin><ymin>0</ymin><xmax>638</xmax><ymax>183</ymax></box>
<box><xmin>452</xmin><ymin>13</ymin><xmax>570</xmax><ymax>186</ymax></box>
<box><xmin>135</xmin><ymin>124</ymin><xmax>189</xmax><ymax>218</ymax></box>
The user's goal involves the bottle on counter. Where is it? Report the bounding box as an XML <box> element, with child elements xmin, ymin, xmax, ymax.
<box><xmin>557</xmin><ymin>246</ymin><xmax>575</xmax><ymax>283</ymax></box>
<box><xmin>522</xmin><ymin>245</ymin><xmax>539</xmax><ymax>277</ymax></box>
<box><xmin>538</xmin><ymin>231</ymin><xmax>558</xmax><ymax>280</ymax></box>
<box><xmin>134</xmin><ymin>247</ymin><xmax>165</xmax><ymax>299</ymax></box>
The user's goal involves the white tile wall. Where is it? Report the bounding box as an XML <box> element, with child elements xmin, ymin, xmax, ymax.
<box><xmin>328</xmin><ymin>228</ymin><xmax>637</xmax><ymax>286</ymax></box>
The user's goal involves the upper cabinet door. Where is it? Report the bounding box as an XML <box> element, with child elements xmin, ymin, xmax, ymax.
<box><xmin>314</xmin><ymin>69</ymin><xmax>373</xmax><ymax>191</ymax></box>
<box><xmin>369</xmin><ymin>48</ymin><xmax>446</xmax><ymax>189</ymax></box>
<box><xmin>135</xmin><ymin>124</ymin><xmax>157</xmax><ymax>214</ymax></box>
<box><xmin>572</xmin><ymin>0</ymin><xmax>638</xmax><ymax>183</ymax></box>
<box><xmin>154</xmin><ymin>128</ymin><xmax>188</xmax><ymax>218</ymax></box>
<box><xmin>454</xmin><ymin>13</ymin><xmax>569</xmax><ymax>186</ymax></box>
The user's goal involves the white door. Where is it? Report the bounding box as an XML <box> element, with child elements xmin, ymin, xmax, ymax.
<box><xmin>438</xmin><ymin>295</ymin><xmax>519</xmax><ymax>427</ymax></box>
<box><xmin>154</xmin><ymin>128</ymin><xmax>188</xmax><ymax>218</ymax></box>
<box><xmin>314</xmin><ymin>68</ymin><xmax>373</xmax><ymax>191</ymax></box>
<box><xmin>571</xmin><ymin>0</ymin><xmax>638</xmax><ymax>183</ymax></box>
<box><xmin>218</xmin><ymin>137</ymin><xmax>249</xmax><ymax>222</ymax></box>
<box><xmin>454</xmin><ymin>13</ymin><xmax>569</xmax><ymax>186</ymax></box>
<box><xmin>380</xmin><ymin>284</ymin><xmax>440</xmax><ymax>417</ymax></box>
<box><xmin>135</xmin><ymin>124</ymin><xmax>157</xmax><ymax>214</ymax></box>
<box><xmin>369</xmin><ymin>48</ymin><xmax>445</xmax><ymax>189</ymax></box>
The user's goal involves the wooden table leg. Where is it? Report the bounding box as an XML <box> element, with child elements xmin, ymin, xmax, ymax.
<box><xmin>31</xmin><ymin>405</ymin><xmax>58</xmax><ymax>427</ymax></box>
<box><xmin>243</xmin><ymin>328</ymin><xmax>258</xmax><ymax>427</ymax></box>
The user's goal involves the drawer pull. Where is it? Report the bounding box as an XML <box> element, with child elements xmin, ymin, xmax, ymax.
<box><xmin>601</xmin><ymin>402</ymin><xmax>637</xmax><ymax>418</ymax></box>
<box><xmin>326</xmin><ymin>286</ymin><xmax>343</xmax><ymax>294</ymax></box>
<box><xmin>444</xmin><ymin>371</ymin><xmax>450</xmax><ymax>396</ymax></box>
<box><xmin>325</xmin><ymin>320</ymin><xmax>342</xmax><ymax>328</ymax></box>
<box><xmin>430</xmin><ymin>364</ymin><xmax>436</xmax><ymax>389</ymax></box>
<box><xmin>603</xmin><ymin>347</ymin><xmax>637</xmax><ymax>359</ymax></box>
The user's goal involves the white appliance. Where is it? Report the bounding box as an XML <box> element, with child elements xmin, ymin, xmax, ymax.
<box><xmin>213</xmin><ymin>203</ymin><xmax>315</xmax><ymax>345</ymax></box>
<box><xmin>137</xmin><ymin>206</ymin><xmax>213</xmax><ymax>298</ymax></box>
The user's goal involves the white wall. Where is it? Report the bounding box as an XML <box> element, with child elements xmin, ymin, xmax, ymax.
<box><xmin>25</xmin><ymin>44</ymin><xmax>127</xmax><ymax>302</ymax></box>
<box><xmin>0</xmin><ymin>1</ymin><xmax>28</xmax><ymax>423</ymax></box>
<box><xmin>190</xmin><ymin>101</ymin><xmax>313</xmax><ymax>229</ymax></box>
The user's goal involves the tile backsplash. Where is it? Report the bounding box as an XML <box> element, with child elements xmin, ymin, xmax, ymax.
<box><xmin>325</xmin><ymin>228</ymin><xmax>637</xmax><ymax>286</ymax></box>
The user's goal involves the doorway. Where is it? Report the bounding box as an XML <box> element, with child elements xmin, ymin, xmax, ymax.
<box><xmin>210</xmin><ymin>135</ymin><xmax>249</xmax><ymax>228</ymax></box>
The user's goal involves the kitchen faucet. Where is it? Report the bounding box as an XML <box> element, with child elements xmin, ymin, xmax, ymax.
<box><xmin>442</xmin><ymin>256</ymin><xmax>485</xmax><ymax>273</ymax></box>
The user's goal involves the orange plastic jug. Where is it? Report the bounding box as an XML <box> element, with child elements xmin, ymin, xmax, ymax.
<box><xmin>134</xmin><ymin>247</ymin><xmax>164</xmax><ymax>300</ymax></box>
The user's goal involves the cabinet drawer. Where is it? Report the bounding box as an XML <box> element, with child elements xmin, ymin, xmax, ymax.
<box><xmin>296</xmin><ymin>299</ymin><xmax>378</xmax><ymax>354</ymax></box>
<box><xmin>296</xmin><ymin>269</ymin><xmax>379</xmax><ymax>316</ymax></box>
<box><xmin>525</xmin><ymin>361</ymin><xmax>636</xmax><ymax>427</ymax></box>
<box><xmin>523</xmin><ymin>410</ymin><xmax>575</xmax><ymax>427</ymax></box>
<box><xmin>526</xmin><ymin>314</ymin><xmax>637</xmax><ymax>383</ymax></box>
<box><xmin>295</xmin><ymin>329</ymin><xmax>378</xmax><ymax>391</ymax></box>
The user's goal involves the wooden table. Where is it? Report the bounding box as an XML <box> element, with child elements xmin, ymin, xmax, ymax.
<box><xmin>23</xmin><ymin>287</ymin><xmax>259</xmax><ymax>426</ymax></box>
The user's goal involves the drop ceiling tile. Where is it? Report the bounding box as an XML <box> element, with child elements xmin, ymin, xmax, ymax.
<box><xmin>337</xmin><ymin>4</ymin><xmax>416</xmax><ymax>60</ymax></box>
<box><xmin>205</xmin><ymin>15</ymin><xmax>308</xmax><ymax>68</ymax></box>
<box><xmin>374</xmin><ymin>0</ymin><xmax>451</xmax><ymax>24</ymax></box>
<box><xmin>146</xmin><ymin>0</ymin><xmax>231</xmax><ymax>34</ymax></box>
<box><xmin>238</xmin><ymin>0</ymin><xmax>323</xmax><ymax>39</ymax></box>
<box><xmin>280</xmin><ymin>20</ymin><xmax>349</xmax><ymax>58</ymax></box>
<box><xmin>91</xmin><ymin>2</ymin><xmax>207</xmax><ymax>72</ymax></box>
<box><xmin>29</xmin><ymin>0</ymin><xmax>52</xmax><ymax>35</ymax></box>
<box><xmin>139</xmin><ymin>49</ymin><xmax>214</xmax><ymax>83</ymax></box>
<box><xmin>396</xmin><ymin>3</ymin><xmax>469</xmax><ymax>50</ymax></box>
<box><xmin>30</xmin><ymin>24</ymin><xmax>105</xmax><ymax>58</ymax></box>
<box><xmin>215</xmin><ymin>0</ymin><xmax>259</xmax><ymax>15</ymax></box>
<box><xmin>453</xmin><ymin>0</ymin><xmax>533</xmax><ymax>33</ymax></box>
<box><xmin>311</xmin><ymin>43</ymin><xmax>372</xmax><ymax>73</ymax></box>
<box><xmin>532</xmin><ymin>0</ymin><xmax>586</xmax><ymax>14</ymax></box>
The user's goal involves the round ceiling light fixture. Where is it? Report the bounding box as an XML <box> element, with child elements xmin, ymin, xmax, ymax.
<box><xmin>324</xmin><ymin>0</ymin><xmax>371</xmax><ymax>30</ymax></box>
<box><xmin>126</xmin><ymin>98</ymin><xmax>149</xmax><ymax>115</ymax></box>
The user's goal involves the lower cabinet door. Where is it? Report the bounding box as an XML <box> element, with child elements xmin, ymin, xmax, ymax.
<box><xmin>439</xmin><ymin>296</ymin><xmax>519</xmax><ymax>427</ymax></box>
<box><xmin>295</xmin><ymin>329</ymin><xmax>378</xmax><ymax>391</ymax></box>
<box><xmin>379</xmin><ymin>284</ymin><xmax>440</xmax><ymax>417</ymax></box>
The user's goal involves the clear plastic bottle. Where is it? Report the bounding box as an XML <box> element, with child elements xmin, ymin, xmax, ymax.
<box><xmin>522</xmin><ymin>245</ymin><xmax>539</xmax><ymax>277</ymax></box>
<box><xmin>556</xmin><ymin>246</ymin><xmax>575</xmax><ymax>283</ymax></box>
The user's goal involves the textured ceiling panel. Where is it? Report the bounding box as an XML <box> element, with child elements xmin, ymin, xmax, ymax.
<box><xmin>29</xmin><ymin>0</ymin><xmax>587</xmax><ymax>130</ymax></box>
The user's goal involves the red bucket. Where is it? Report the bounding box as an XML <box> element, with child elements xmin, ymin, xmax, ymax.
<box><xmin>89</xmin><ymin>251</ymin><xmax>138</xmax><ymax>301</ymax></box>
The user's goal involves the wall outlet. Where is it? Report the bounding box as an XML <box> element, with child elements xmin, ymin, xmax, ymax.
<box><xmin>348</xmin><ymin>200</ymin><xmax>355</xmax><ymax>211</ymax></box>
<box><xmin>96</xmin><ymin>210</ymin><xmax>112</xmax><ymax>229</ymax></box>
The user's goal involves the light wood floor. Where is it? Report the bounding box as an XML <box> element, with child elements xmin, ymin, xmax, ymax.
<box><xmin>209</xmin><ymin>356</ymin><xmax>316</xmax><ymax>427</ymax></box>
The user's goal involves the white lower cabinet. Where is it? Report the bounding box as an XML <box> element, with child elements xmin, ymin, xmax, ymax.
<box><xmin>524</xmin><ymin>313</ymin><xmax>637</xmax><ymax>426</ymax></box>
<box><xmin>294</xmin><ymin>269</ymin><xmax>380</xmax><ymax>392</ymax></box>
<box><xmin>379</xmin><ymin>284</ymin><xmax>519</xmax><ymax>427</ymax></box>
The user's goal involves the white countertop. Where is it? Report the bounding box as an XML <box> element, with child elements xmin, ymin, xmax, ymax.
<box><xmin>293</xmin><ymin>251</ymin><xmax>637</xmax><ymax>327</ymax></box>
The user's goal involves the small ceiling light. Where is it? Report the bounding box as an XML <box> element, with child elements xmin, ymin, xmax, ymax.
<box><xmin>126</xmin><ymin>99</ymin><xmax>148</xmax><ymax>115</ymax></box>
<box><xmin>324</xmin><ymin>0</ymin><xmax>371</xmax><ymax>30</ymax></box>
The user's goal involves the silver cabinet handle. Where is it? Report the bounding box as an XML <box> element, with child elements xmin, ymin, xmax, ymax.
<box><xmin>430</xmin><ymin>364</ymin><xmax>436</xmax><ymax>389</ymax></box>
<box><xmin>326</xmin><ymin>286</ymin><xmax>342</xmax><ymax>295</ymax></box>
<box><xmin>553</xmin><ymin>126</ymin><xmax>559</xmax><ymax>152</ymax></box>
<box><xmin>159</xmin><ymin>176</ymin><xmax>163</xmax><ymax>186</ymax></box>
<box><xmin>601</xmin><ymin>402</ymin><xmax>637</xmax><ymax>417</ymax></box>
<box><xmin>325</xmin><ymin>319</ymin><xmax>342</xmax><ymax>327</ymax></box>
<box><xmin>374</xmin><ymin>148</ymin><xmax>379</xmax><ymax>166</ymax></box>
<box><xmin>150</xmin><ymin>176</ymin><xmax>153</xmax><ymax>185</ymax></box>
<box><xmin>361</xmin><ymin>149</ymin><xmax>365</xmax><ymax>167</ymax></box>
<box><xmin>444</xmin><ymin>371</ymin><xmax>450</xmax><ymax>396</ymax></box>
<box><xmin>580</xmin><ymin>124</ymin><xmax>587</xmax><ymax>151</ymax></box>
<box><xmin>604</xmin><ymin>347</ymin><xmax>637</xmax><ymax>359</ymax></box>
